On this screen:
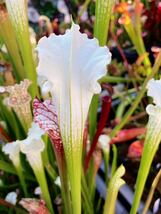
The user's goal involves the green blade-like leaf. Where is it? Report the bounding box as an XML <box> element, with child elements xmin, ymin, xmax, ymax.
<box><xmin>89</xmin><ymin>0</ymin><xmax>115</xmax><ymax>140</ymax></box>
<box><xmin>5</xmin><ymin>0</ymin><xmax>37</xmax><ymax>97</ymax></box>
<box><xmin>94</xmin><ymin>0</ymin><xmax>115</xmax><ymax>45</ymax></box>
<box><xmin>0</xmin><ymin>160</ymin><xmax>16</xmax><ymax>174</ymax></box>
<box><xmin>0</xmin><ymin>5</ymin><xmax>26</xmax><ymax>82</ymax></box>
<box><xmin>130</xmin><ymin>109</ymin><xmax>161</xmax><ymax>214</ymax></box>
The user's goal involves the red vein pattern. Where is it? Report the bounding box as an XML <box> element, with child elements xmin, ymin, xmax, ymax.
<box><xmin>33</xmin><ymin>98</ymin><xmax>63</xmax><ymax>154</ymax></box>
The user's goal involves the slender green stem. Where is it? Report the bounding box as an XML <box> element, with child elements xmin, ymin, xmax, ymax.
<box><xmin>99</xmin><ymin>75</ymin><xmax>133</xmax><ymax>84</ymax></box>
<box><xmin>82</xmin><ymin>182</ymin><xmax>93</xmax><ymax>214</ymax></box>
<box><xmin>60</xmin><ymin>173</ymin><xmax>72</xmax><ymax>214</ymax></box>
<box><xmin>103</xmin><ymin>150</ymin><xmax>110</xmax><ymax>185</ymax></box>
<box><xmin>89</xmin><ymin>95</ymin><xmax>99</xmax><ymax>141</ymax></box>
<box><xmin>103</xmin><ymin>165</ymin><xmax>125</xmax><ymax>214</ymax></box>
<box><xmin>51</xmin><ymin>141</ymin><xmax>72</xmax><ymax>214</ymax></box>
<box><xmin>56</xmin><ymin>168</ymin><xmax>72</xmax><ymax>214</ymax></box>
<box><xmin>28</xmin><ymin>152</ymin><xmax>54</xmax><ymax>214</ymax></box>
<box><xmin>96</xmin><ymin>197</ymin><xmax>102</xmax><ymax>214</ymax></box>
<box><xmin>112</xmin><ymin>88</ymin><xmax>137</xmax><ymax>100</ymax></box>
<box><xmin>110</xmin><ymin>51</ymin><xmax>161</xmax><ymax>138</ymax></box>
<box><xmin>123</xmin><ymin>12</ymin><xmax>152</xmax><ymax>76</ymax></box>
<box><xmin>37</xmin><ymin>170</ymin><xmax>54</xmax><ymax>213</ymax></box>
<box><xmin>116</xmin><ymin>98</ymin><xmax>131</xmax><ymax>120</ymax></box>
<box><xmin>81</xmin><ymin>169</ymin><xmax>94</xmax><ymax>214</ymax></box>
<box><xmin>37</xmin><ymin>170</ymin><xmax>54</xmax><ymax>214</ymax></box>
<box><xmin>87</xmin><ymin>160</ymin><xmax>95</xmax><ymax>200</ymax></box>
<box><xmin>134</xmin><ymin>0</ymin><xmax>152</xmax><ymax>75</ymax></box>
<box><xmin>42</xmin><ymin>136</ymin><xmax>57</xmax><ymax>181</ymax></box>
<box><xmin>45</xmin><ymin>164</ymin><xmax>57</xmax><ymax>180</ymax></box>
<box><xmin>124</xmin><ymin>23</ymin><xmax>139</xmax><ymax>49</ymax></box>
<box><xmin>42</xmin><ymin>136</ymin><xmax>50</xmax><ymax>164</ymax></box>
<box><xmin>136</xmin><ymin>32</ymin><xmax>151</xmax><ymax>75</ymax></box>
<box><xmin>16</xmin><ymin>166</ymin><xmax>28</xmax><ymax>197</ymax></box>
<box><xmin>111</xmin><ymin>145</ymin><xmax>117</xmax><ymax>177</ymax></box>
<box><xmin>142</xmin><ymin>169</ymin><xmax>161</xmax><ymax>214</ymax></box>
<box><xmin>79</xmin><ymin>0</ymin><xmax>91</xmax><ymax>17</ymax></box>
<box><xmin>67</xmin><ymin>148</ymin><xmax>81</xmax><ymax>214</ymax></box>
<box><xmin>5</xmin><ymin>153</ymin><xmax>28</xmax><ymax>197</ymax></box>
